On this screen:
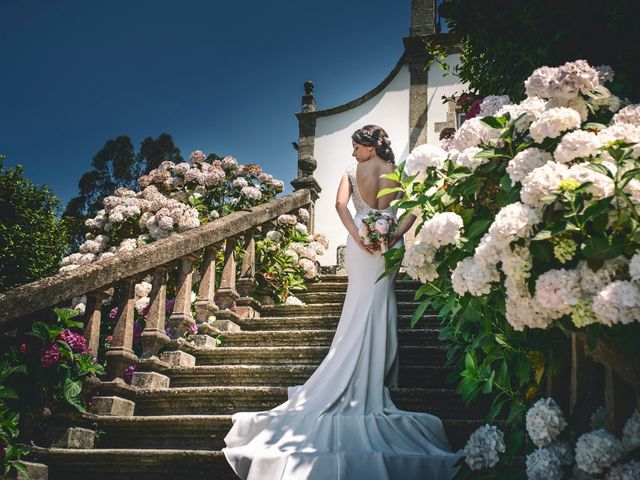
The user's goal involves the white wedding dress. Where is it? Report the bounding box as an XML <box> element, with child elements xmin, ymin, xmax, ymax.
<box><xmin>223</xmin><ymin>163</ymin><xmax>460</xmax><ymax>479</ymax></box>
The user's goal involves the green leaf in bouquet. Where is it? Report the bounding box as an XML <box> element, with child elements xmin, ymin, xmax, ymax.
<box><xmin>53</xmin><ymin>307</ymin><xmax>80</xmax><ymax>325</ymax></box>
<box><xmin>26</xmin><ymin>321</ymin><xmax>54</xmax><ymax>342</ymax></box>
<box><xmin>376</xmin><ymin>187</ymin><xmax>403</xmax><ymax>198</ymax></box>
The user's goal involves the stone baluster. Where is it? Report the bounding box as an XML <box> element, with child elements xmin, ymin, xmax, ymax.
<box><xmin>83</xmin><ymin>287</ymin><xmax>112</xmax><ymax>358</ymax></box>
<box><xmin>105</xmin><ymin>278</ymin><xmax>138</xmax><ymax>381</ymax></box>
<box><xmin>194</xmin><ymin>245</ymin><xmax>221</xmax><ymax>324</ymax></box>
<box><xmin>139</xmin><ymin>266</ymin><xmax>170</xmax><ymax>367</ymax></box>
<box><xmin>167</xmin><ymin>255</ymin><xmax>197</xmax><ymax>337</ymax></box>
<box><xmin>216</xmin><ymin>237</ymin><xmax>240</xmax><ymax>312</ymax></box>
<box><xmin>236</xmin><ymin>229</ymin><xmax>261</xmax><ymax>319</ymax></box>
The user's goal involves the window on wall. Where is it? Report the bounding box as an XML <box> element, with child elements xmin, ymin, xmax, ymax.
<box><xmin>435</xmin><ymin>0</ymin><xmax>449</xmax><ymax>33</ymax></box>
<box><xmin>456</xmin><ymin>112</ymin><xmax>466</xmax><ymax>128</ymax></box>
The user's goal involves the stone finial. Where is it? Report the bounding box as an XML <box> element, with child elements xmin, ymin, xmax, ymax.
<box><xmin>304</xmin><ymin>81</ymin><xmax>314</xmax><ymax>95</ymax></box>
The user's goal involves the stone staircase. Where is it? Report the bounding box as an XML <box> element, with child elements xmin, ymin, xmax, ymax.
<box><xmin>30</xmin><ymin>274</ymin><xmax>484</xmax><ymax>479</ymax></box>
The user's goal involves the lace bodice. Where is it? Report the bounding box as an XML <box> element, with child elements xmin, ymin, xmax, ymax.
<box><xmin>345</xmin><ymin>163</ymin><xmax>397</xmax><ymax>218</ymax></box>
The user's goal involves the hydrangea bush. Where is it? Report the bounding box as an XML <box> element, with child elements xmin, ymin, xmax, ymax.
<box><xmin>383</xmin><ymin>59</ymin><xmax>639</xmax><ymax>463</ymax></box>
<box><xmin>0</xmin><ymin>308</ymin><xmax>104</xmax><ymax>475</ymax></box>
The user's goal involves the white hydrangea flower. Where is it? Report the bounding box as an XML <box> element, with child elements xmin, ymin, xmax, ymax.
<box><xmin>625</xmin><ymin>179</ymin><xmax>640</xmax><ymax>204</ymax></box>
<box><xmin>134</xmin><ymin>296</ymin><xmax>150</xmax><ymax>315</ymax></box>
<box><xmin>284</xmin><ymin>249</ymin><xmax>298</xmax><ymax>263</ymax></box>
<box><xmin>71</xmin><ymin>295</ymin><xmax>87</xmax><ymax>315</ymax></box>
<box><xmin>526</xmin><ymin>448</ymin><xmax>563</xmax><ymax>480</ymax></box>
<box><xmin>277</xmin><ymin>214</ymin><xmax>298</xmax><ymax>226</ymax></box>
<box><xmin>479</xmin><ymin>95</ymin><xmax>511</xmax><ymax>117</ymax></box>
<box><xmin>453</xmin><ymin>146</ymin><xmax>487</xmax><ymax>171</ymax></box>
<box><xmin>135</xmin><ymin>281</ymin><xmax>152</xmax><ymax>298</ymax></box>
<box><xmin>266</xmin><ymin>230</ymin><xmax>282</xmax><ymax>242</ymax></box>
<box><xmin>629</xmin><ymin>253</ymin><xmax>640</xmax><ymax>281</ymax></box>
<box><xmin>521</xmin><ymin>161</ymin><xmax>570</xmax><ymax>207</ymax></box>
<box><xmin>568</xmin><ymin>163</ymin><xmax>615</xmax><ymax>199</ymax></box>
<box><xmin>402</xmin><ymin>241</ymin><xmax>438</xmax><ymax>283</ymax></box>
<box><xmin>284</xmin><ymin>295</ymin><xmax>305</xmax><ymax>306</ymax></box>
<box><xmin>622</xmin><ymin>410</ymin><xmax>640</xmax><ymax>452</ymax></box>
<box><xmin>240</xmin><ymin>185</ymin><xmax>262</xmax><ymax>201</ymax></box>
<box><xmin>404</xmin><ymin>144</ymin><xmax>448</xmax><ymax>175</ymax></box>
<box><xmin>525</xmin><ymin>66</ymin><xmax>559</xmax><ymax>99</ymax></box>
<box><xmin>612</xmin><ymin>104</ymin><xmax>640</xmax><ymax>127</ymax></box>
<box><xmin>578</xmin><ymin>258</ymin><xmax>626</xmax><ymax>296</ymax></box>
<box><xmin>297</xmin><ymin>208</ymin><xmax>310</xmax><ymax>222</ymax></box>
<box><xmin>232</xmin><ymin>177</ymin><xmax>248</xmax><ymax>188</ymax></box>
<box><xmin>505</xmin><ymin>280</ymin><xmax>554</xmax><ymax>330</ymax></box>
<box><xmin>598</xmin><ymin>123</ymin><xmax>640</xmax><ymax>158</ymax></box>
<box><xmin>607</xmin><ymin>460</ymin><xmax>640</xmax><ymax>480</ymax></box>
<box><xmin>295</xmin><ymin>223</ymin><xmax>308</xmax><ymax>235</ymax></box>
<box><xmin>473</xmin><ymin>232</ymin><xmax>505</xmax><ymax>268</ymax></box>
<box><xmin>462</xmin><ymin>425</ymin><xmax>506</xmax><ymax>470</ymax></box>
<box><xmin>547</xmin><ymin>441</ymin><xmax>573</xmax><ymax>466</ymax></box>
<box><xmin>526</xmin><ymin>397</ymin><xmax>568</xmax><ymax>447</ymax></box>
<box><xmin>501</xmin><ymin>245</ymin><xmax>532</xmax><ymax>284</ymax></box>
<box><xmin>451</xmin><ymin>257</ymin><xmax>499</xmax><ymax>296</ymax></box>
<box><xmin>530</xmin><ymin>107</ymin><xmax>582</xmax><ymax>144</ymax></box>
<box><xmin>496</xmin><ymin>96</ymin><xmax>547</xmax><ymax>133</ymax></box>
<box><xmin>535</xmin><ymin>269</ymin><xmax>582</xmax><ymax>319</ymax></box>
<box><xmin>592</xmin><ymin>280</ymin><xmax>640</xmax><ymax>326</ymax></box>
<box><xmin>554</xmin><ymin>130</ymin><xmax>602</xmax><ymax>164</ymax></box>
<box><xmin>450</xmin><ymin>117</ymin><xmax>501</xmax><ymax>151</ymax></box>
<box><xmin>298</xmin><ymin>257</ymin><xmax>317</xmax><ymax>279</ymax></box>
<box><xmin>418</xmin><ymin>212</ymin><xmax>464</xmax><ymax>247</ymax></box>
<box><xmin>507</xmin><ymin>148</ymin><xmax>553</xmax><ymax>185</ymax></box>
<box><xmin>575</xmin><ymin>429</ymin><xmax>624</xmax><ymax>475</ymax></box>
<box><xmin>490</xmin><ymin>202</ymin><xmax>540</xmax><ymax>240</ymax></box>
<box><xmin>595</xmin><ymin>65</ymin><xmax>615</xmax><ymax>84</ymax></box>
<box><xmin>554</xmin><ymin>60</ymin><xmax>600</xmax><ymax>99</ymax></box>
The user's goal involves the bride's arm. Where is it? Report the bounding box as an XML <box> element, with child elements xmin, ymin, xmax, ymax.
<box><xmin>335</xmin><ymin>173</ymin><xmax>372</xmax><ymax>252</ymax></box>
<box><xmin>389</xmin><ymin>212</ymin><xmax>417</xmax><ymax>247</ymax></box>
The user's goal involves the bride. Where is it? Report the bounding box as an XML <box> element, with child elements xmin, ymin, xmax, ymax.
<box><xmin>223</xmin><ymin>125</ymin><xmax>460</xmax><ymax>479</ymax></box>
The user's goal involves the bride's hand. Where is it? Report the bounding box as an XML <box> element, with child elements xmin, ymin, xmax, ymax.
<box><xmin>354</xmin><ymin>236</ymin><xmax>375</xmax><ymax>254</ymax></box>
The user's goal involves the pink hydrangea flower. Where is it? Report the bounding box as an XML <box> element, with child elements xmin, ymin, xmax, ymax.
<box><xmin>59</xmin><ymin>329</ymin><xmax>90</xmax><ymax>354</ymax></box>
<box><xmin>41</xmin><ymin>343</ymin><xmax>63</xmax><ymax>368</ymax></box>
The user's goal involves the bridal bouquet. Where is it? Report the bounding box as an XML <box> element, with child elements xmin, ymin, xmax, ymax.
<box><xmin>358</xmin><ymin>211</ymin><xmax>397</xmax><ymax>252</ymax></box>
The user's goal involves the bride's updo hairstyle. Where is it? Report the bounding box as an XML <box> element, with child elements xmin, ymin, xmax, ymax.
<box><xmin>351</xmin><ymin>125</ymin><xmax>395</xmax><ymax>163</ymax></box>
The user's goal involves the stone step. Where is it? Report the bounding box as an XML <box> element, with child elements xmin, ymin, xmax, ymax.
<box><xmin>220</xmin><ymin>328</ymin><xmax>441</xmax><ymax>347</ymax></box>
<box><xmin>296</xmin><ymin>290</ymin><xmax>419</xmax><ymax>303</ymax></box>
<box><xmin>44</xmin><ymin>413</ymin><xmax>479</xmax><ymax>452</ymax></box>
<box><xmin>168</xmin><ymin>365</ymin><xmax>455</xmax><ymax>389</ymax></box>
<box><xmin>30</xmin><ymin>446</ymin><xmax>236</xmax><ymax>480</ymax></box>
<box><xmin>194</xmin><ymin>345</ymin><xmax>448</xmax><ymax>367</ymax></box>
<box><xmin>306</xmin><ymin>279</ymin><xmax>422</xmax><ymax>293</ymax></box>
<box><xmin>260</xmin><ymin>302</ymin><xmax>431</xmax><ymax>317</ymax></box>
<box><xmin>235</xmin><ymin>314</ymin><xmax>443</xmax><ymax>331</ymax></box>
<box><xmin>130</xmin><ymin>386</ymin><xmax>479</xmax><ymax>418</ymax></box>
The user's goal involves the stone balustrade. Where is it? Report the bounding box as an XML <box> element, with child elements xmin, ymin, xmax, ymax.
<box><xmin>0</xmin><ymin>189</ymin><xmax>313</xmax><ymax>385</ymax></box>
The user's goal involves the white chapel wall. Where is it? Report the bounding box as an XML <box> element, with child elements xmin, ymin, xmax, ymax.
<box><xmin>313</xmin><ymin>65</ymin><xmax>411</xmax><ymax>266</ymax></box>
<box><xmin>426</xmin><ymin>54</ymin><xmax>466</xmax><ymax>144</ymax></box>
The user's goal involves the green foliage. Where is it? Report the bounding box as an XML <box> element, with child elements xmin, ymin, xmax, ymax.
<box><xmin>0</xmin><ymin>308</ymin><xmax>104</xmax><ymax>475</ymax></box>
<box><xmin>0</xmin><ymin>156</ymin><xmax>69</xmax><ymax>292</ymax></box>
<box><xmin>437</xmin><ymin>0</ymin><xmax>639</xmax><ymax>101</ymax></box>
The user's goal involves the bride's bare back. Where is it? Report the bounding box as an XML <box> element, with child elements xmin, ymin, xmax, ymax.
<box><xmin>355</xmin><ymin>158</ymin><xmax>398</xmax><ymax>210</ymax></box>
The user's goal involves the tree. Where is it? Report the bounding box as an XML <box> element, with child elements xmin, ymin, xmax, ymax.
<box><xmin>438</xmin><ymin>0</ymin><xmax>639</xmax><ymax>101</ymax></box>
<box><xmin>0</xmin><ymin>156</ymin><xmax>69</xmax><ymax>292</ymax></box>
<box><xmin>63</xmin><ymin>133</ymin><xmax>184</xmax><ymax>247</ymax></box>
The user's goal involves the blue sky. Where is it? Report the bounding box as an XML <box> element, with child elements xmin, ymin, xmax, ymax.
<box><xmin>0</xmin><ymin>1</ymin><xmax>410</xmax><ymax>207</ymax></box>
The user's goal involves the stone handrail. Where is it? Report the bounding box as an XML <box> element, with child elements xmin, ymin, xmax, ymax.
<box><xmin>0</xmin><ymin>189</ymin><xmax>312</xmax><ymax>381</ymax></box>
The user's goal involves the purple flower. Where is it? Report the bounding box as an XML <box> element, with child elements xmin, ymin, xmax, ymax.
<box><xmin>133</xmin><ymin>322</ymin><xmax>144</xmax><ymax>344</ymax></box>
<box><xmin>123</xmin><ymin>363</ymin><xmax>137</xmax><ymax>384</ymax></box>
<box><xmin>59</xmin><ymin>329</ymin><xmax>90</xmax><ymax>354</ymax></box>
<box><xmin>141</xmin><ymin>305</ymin><xmax>150</xmax><ymax>317</ymax></box>
<box><xmin>165</xmin><ymin>299</ymin><xmax>175</xmax><ymax>313</ymax></box>
<box><xmin>19</xmin><ymin>343</ymin><xmax>29</xmax><ymax>354</ymax></box>
<box><xmin>41</xmin><ymin>343</ymin><xmax>63</xmax><ymax>368</ymax></box>
<box><xmin>109</xmin><ymin>307</ymin><xmax>119</xmax><ymax>320</ymax></box>
<box><xmin>189</xmin><ymin>324</ymin><xmax>198</xmax><ymax>336</ymax></box>
<box><xmin>165</xmin><ymin>325</ymin><xmax>176</xmax><ymax>339</ymax></box>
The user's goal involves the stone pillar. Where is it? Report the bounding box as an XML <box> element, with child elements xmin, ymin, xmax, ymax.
<box><xmin>216</xmin><ymin>237</ymin><xmax>240</xmax><ymax>310</ymax></box>
<box><xmin>236</xmin><ymin>229</ymin><xmax>261</xmax><ymax>319</ymax></box>
<box><xmin>410</xmin><ymin>0</ymin><xmax>436</xmax><ymax>37</ymax></box>
<box><xmin>139</xmin><ymin>266</ymin><xmax>170</xmax><ymax>365</ymax></box>
<box><xmin>105</xmin><ymin>278</ymin><xmax>138</xmax><ymax>381</ymax></box>
<box><xmin>168</xmin><ymin>255</ymin><xmax>197</xmax><ymax>337</ymax></box>
<box><xmin>84</xmin><ymin>287</ymin><xmax>112</xmax><ymax>357</ymax></box>
<box><xmin>292</xmin><ymin>81</ymin><xmax>321</xmax><ymax>204</ymax></box>
<box><xmin>194</xmin><ymin>245</ymin><xmax>221</xmax><ymax>323</ymax></box>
